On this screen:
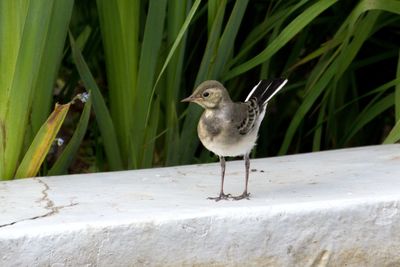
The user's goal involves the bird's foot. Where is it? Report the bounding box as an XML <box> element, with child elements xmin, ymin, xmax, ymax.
<box><xmin>232</xmin><ymin>192</ymin><xmax>250</xmax><ymax>200</ymax></box>
<box><xmin>207</xmin><ymin>193</ymin><xmax>232</xmax><ymax>202</ymax></box>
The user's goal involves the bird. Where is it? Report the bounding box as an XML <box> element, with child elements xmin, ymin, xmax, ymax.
<box><xmin>181</xmin><ymin>78</ymin><xmax>288</xmax><ymax>201</ymax></box>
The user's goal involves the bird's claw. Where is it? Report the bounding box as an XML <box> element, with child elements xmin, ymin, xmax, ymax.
<box><xmin>207</xmin><ymin>193</ymin><xmax>232</xmax><ymax>201</ymax></box>
<box><xmin>232</xmin><ymin>192</ymin><xmax>250</xmax><ymax>200</ymax></box>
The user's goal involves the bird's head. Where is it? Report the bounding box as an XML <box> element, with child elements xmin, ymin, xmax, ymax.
<box><xmin>181</xmin><ymin>80</ymin><xmax>231</xmax><ymax>109</ymax></box>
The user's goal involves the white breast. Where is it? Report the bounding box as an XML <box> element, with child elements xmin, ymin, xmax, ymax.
<box><xmin>198</xmin><ymin>120</ymin><xmax>260</xmax><ymax>157</ymax></box>
<box><xmin>210</xmin><ymin>131</ymin><xmax>258</xmax><ymax>157</ymax></box>
<box><xmin>198</xmin><ymin>106</ymin><xmax>267</xmax><ymax>157</ymax></box>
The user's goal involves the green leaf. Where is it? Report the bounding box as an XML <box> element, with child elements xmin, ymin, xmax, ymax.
<box><xmin>225</xmin><ymin>0</ymin><xmax>338</xmax><ymax>80</ymax></box>
<box><xmin>210</xmin><ymin>0</ymin><xmax>248</xmax><ymax>78</ymax></box>
<box><xmin>384</xmin><ymin>50</ymin><xmax>400</xmax><ymax>144</ymax></box>
<box><xmin>384</xmin><ymin>119</ymin><xmax>400</xmax><ymax>144</ymax></box>
<box><xmin>278</xmin><ymin>59</ymin><xmax>339</xmax><ymax>155</ymax></box>
<box><xmin>178</xmin><ymin>0</ymin><xmax>227</xmax><ymax>164</ymax></box>
<box><xmin>2</xmin><ymin>0</ymin><xmax>55</xmax><ymax>179</ymax></box>
<box><xmin>395</xmin><ymin>50</ymin><xmax>400</xmax><ymax>121</ymax></box>
<box><xmin>334</xmin><ymin>12</ymin><xmax>380</xmax><ymax>81</ymax></box>
<box><xmin>142</xmin><ymin>97</ymin><xmax>161</xmax><ymax>167</ymax></box>
<box><xmin>130</xmin><ymin>0</ymin><xmax>167</xmax><ymax>168</ymax></box>
<box><xmin>342</xmin><ymin>93</ymin><xmax>394</xmax><ymax>145</ymax></box>
<box><xmin>48</xmin><ymin>93</ymin><xmax>92</xmax><ymax>176</ymax></box>
<box><xmin>230</xmin><ymin>0</ymin><xmax>310</xmax><ymax>70</ymax></box>
<box><xmin>96</xmin><ymin>0</ymin><xmax>139</xmax><ymax>165</ymax></box>
<box><xmin>69</xmin><ymin>32</ymin><xmax>124</xmax><ymax>171</ymax></box>
<box><xmin>30</xmin><ymin>0</ymin><xmax>74</xmax><ymax>136</ymax></box>
<box><xmin>148</xmin><ymin>0</ymin><xmax>202</xmax><ymax>125</ymax></box>
<box><xmin>312</xmin><ymin>102</ymin><xmax>326</xmax><ymax>151</ymax></box>
<box><xmin>159</xmin><ymin>0</ymin><xmax>202</xmax><ymax>165</ymax></box>
<box><xmin>15</xmin><ymin>103</ymin><xmax>71</xmax><ymax>179</ymax></box>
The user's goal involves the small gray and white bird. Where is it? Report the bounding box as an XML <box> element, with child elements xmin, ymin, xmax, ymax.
<box><xmin>181</xmin><ymin>78</ymin><xmax>288</xmax><ymax>201</ymax></box>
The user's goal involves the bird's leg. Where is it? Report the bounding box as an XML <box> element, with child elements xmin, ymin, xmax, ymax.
<box><xmin>233</xmin><ymin>154</ymin><xmax>251</xmax><ymax>200</ymax></box>
<box><xmin>208</xmin><ymin>156</ymin><xmax>231</xmax><ymax>201</ymax></box>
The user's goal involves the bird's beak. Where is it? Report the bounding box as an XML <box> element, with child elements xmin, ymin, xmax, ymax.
<box><xmin>181</xmin><ymin>95</ymin><xmax>195</xmax><ymax>102</ymax></box>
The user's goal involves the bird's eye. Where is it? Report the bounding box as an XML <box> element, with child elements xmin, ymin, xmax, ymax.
<box><xmin>202</xmin><ymin>91</ymin><xmax>210</xmax><ymax>98</ymax></box>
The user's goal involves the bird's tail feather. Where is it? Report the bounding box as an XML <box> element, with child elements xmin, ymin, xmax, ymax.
<box><xmin>245</xmin><ymin>78</ymin><xmax>288</xmax><ymax>105</ymax></box>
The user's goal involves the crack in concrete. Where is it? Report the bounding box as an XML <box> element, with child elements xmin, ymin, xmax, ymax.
<box><xmin>36</xmin><ymin>178</ymin><xmax>55</xmax><ymax>210</ymax></box>
<box><xmin>0</xmin><ymin>178</ymin><xmax>78</xmax><ymax>228</ymax></box>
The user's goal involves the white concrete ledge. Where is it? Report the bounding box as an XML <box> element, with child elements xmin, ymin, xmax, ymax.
<box><xmin>1</xmin><ymin>145</ymin><xmax>400</xmax><ymax>266</ymax></box>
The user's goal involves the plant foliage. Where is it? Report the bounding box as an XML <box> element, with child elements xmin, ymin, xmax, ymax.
<box><xmin>0</xmin><ymin>0</ymin><xmax>399</xmax><ymax>179</ymax></box>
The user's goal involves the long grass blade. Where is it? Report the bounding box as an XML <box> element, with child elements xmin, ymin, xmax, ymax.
<box><xmin>30</xmin><ymin>0</ymin><xmax>74</xmax><ymax>136</ymax></box>
<box><xmin>230</xmin><ymin>0</ymin><xmax>310</xmax><ymax>70</ymax></box>
<box><xmin>158</xmin><ymin>0</ymin><xmax>202</xmax><ymax>165</ymax></box>
<box><xmin>342</xmin><ymin>93</ymin><xmax>394</xmax><ymax>145</ymax></box>
<box><xmin>15</xmin><ymin>102</ymin><xmax>71</xmax><ymax>179</ymax></box>
<box><xmin>142</xmin><ymin>97</ymin><xmax>160</xmax><ymax>167</ymax></box>
<box><xmin>48</xmin><ymin>93</ymin><xmax>92</xmax><ymax>176</ymax></box>
<box><xmin>0</xmin><ymin>0</ymin><xmax>27</xmax><ymax>117</ymax></box>
<box><xmin>2</xmin><ymin>0</ymin><xmax>54</xmax><ymax>179</ymax></box>
<box><xmin>69</xmin><ymin>33</ymin><xmax>123</xmax><ymax>170</ymax></box>
<box><xmin>278</xmin><ymin>5</ymin><xmax>387</xmax><ymax>155</ymax></box>
<box><xmin>149</xmin><ymin>0</ymin><xmax>201</xmax><ymax>125</ymax></box>
<box><xmin>225</xmin><ymin>0</ymin><xmax>338</xmax><ymax>80</ymax></box>
<box><xmin>96</xmin><ymin>0</ymin><xmax>139</xmax><ymax>165</ymax></box>
<box><xmin>0</xmin><ymin>0</ymin><xmax>25</xmax><ymax>178</ymax></box>
<box><xmin>384</xmin><ymin>50</ymin><xmax>400</xmax><ymax>144</ymax></box>
<box><xmin>384</xmin><ymin>119</ymin><xmax>400</xmax><ymax>144</ymax></box>
<box><xmin>132</xmin><ymin>0</ymin><xmax>167</xmax><ymax>167</ymax></box>
<box><xmin>395</xmin><ymin>50</ymin><xmax>400</xmax><ymax>121</ymax></box>
<box><xmin>210</xmin><ymin>0</ymin><xmax>248</xmax><ymax>78</ymax></box>
<box><xmin>278</xmin><ymin>59</ymin><xmax>338</xmax><ymax>155</ymax></box>
<box><xmin>335</xmin><ymin>12</ymin><xmax>380</xmax><ymax>81</ymax></box>
<box><xmin>178</xmin><ymin>0</ymin><xmax>227</xmax><ymax>164</ymax></box>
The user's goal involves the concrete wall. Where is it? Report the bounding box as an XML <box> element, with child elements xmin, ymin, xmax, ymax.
<box><xmin>1</xmin><ymin>145</ymin><xmax>400</xmax><ymax>266</ymax></box>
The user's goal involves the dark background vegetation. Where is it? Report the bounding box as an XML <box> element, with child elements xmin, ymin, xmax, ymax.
<box><xmin>1</xmin><ymin>0</ymin><xmax>399</xmax><ymax>179</ymax></box>
<box><xmin>63</xmin><ymin>0</ymin><xmax>400</xmax><ymax>173</ymax></box>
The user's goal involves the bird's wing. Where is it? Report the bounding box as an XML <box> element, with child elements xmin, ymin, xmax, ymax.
<box><xmin>233</xmin><ymin>101</ymin><xmax>260</xmax><ymax>135</ymax></box>
<box><xmin>245</xmin><ymin>78</ymin><xmax>288</xmax><ymax>106</ymax></box>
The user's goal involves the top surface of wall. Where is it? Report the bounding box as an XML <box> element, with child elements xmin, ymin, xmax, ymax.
<box><xmin>1</xmin><ymin>145</ymin><xmax>400</xmax><ymax>266</ymax></box>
